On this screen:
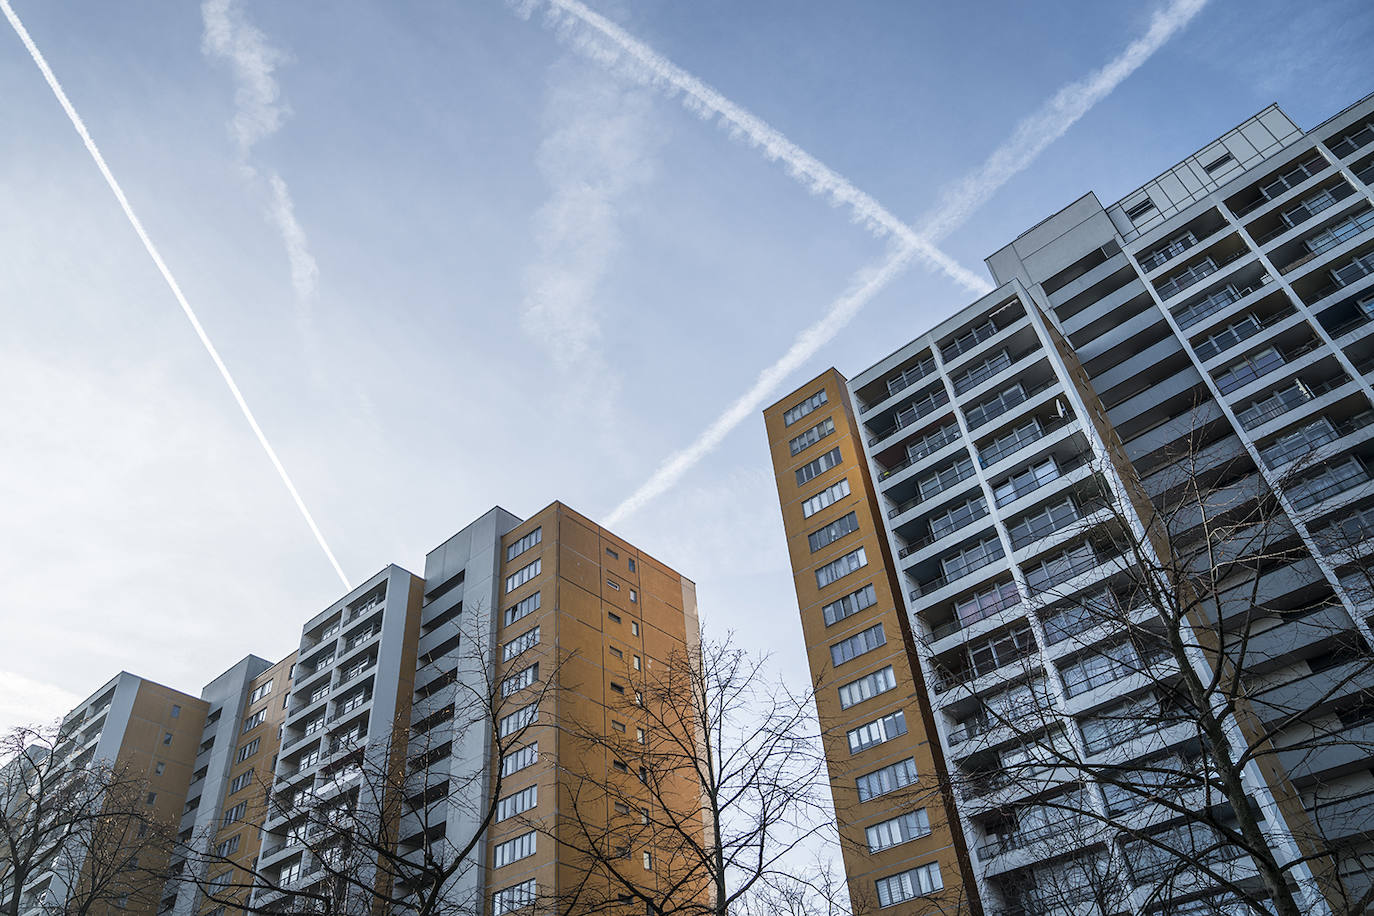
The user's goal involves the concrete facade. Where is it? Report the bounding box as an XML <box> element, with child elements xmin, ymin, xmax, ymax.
<box><xmin>766</xmin><ymin>93</ymin><xmax>1374</xmax><ymax>915</ymax></box>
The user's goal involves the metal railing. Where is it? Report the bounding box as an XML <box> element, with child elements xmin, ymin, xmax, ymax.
<box><xmin>865</xmin><ymin>356</ymin><xmax>936</xmax><ymax>410</ymax></box>
<box><xmin>965</xmin><ymin>379</ymin><xmax>1054</xmax><ymax>431</ymax></box>
<box><xmin>888</xmin><ymin>464</ymin><xmax>977</xmax><ymax>519</ymax></box>
<box><xmin>879</xmin><ymin>424</ymin><xmax>961</xmax><ymax>479</ymax></box>
<box><xmin>1237</xmin><ymin>375</ymin><xmax>1349</xmax><ymax>430</ymax></box>
<box><xmin>1254</xmin><ymin>184</ymin><xmax>1355</xmax><ymax>245</ymax></box>
<box><xmin>1327</xmin><ymin>122</ymin><xmax>1374</xmax><ymax>159</ymax></box>
<box><xmin>978</xmin><ymin>417</ymin><xmax>1070</xmax><ymax>469</ymax></box>
<box><xmin>1155</xmin><ymin>248</ymin><xmax>1249</xmax><ymax>300</ymax></box>
<box><xmin>1138</xmin><ymin>232</ymin><xmax>1200</xmax><ymax>272</ymax></box>
<box><xmin>1174</xmin><ymin>274</ymin><xmax>1273</xmax><ymax>329</ymax></box>
<box><xmin>1231</xmin><ymin>156</ymin><xmax>1328</xmax><ymax>217</ymax></box>
<box><xmin>868</xmin><ymin>388</ymin><xmax>951</xmax><ymax>445</ymax></box>
<box><xmin>1278</xmin><ymin>207</ymin><xmax>1374</xmax><ymax>275</ymax></box>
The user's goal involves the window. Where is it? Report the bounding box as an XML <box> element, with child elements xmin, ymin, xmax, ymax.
<box><xmin>606</xmin><ymin>547</ymin><xmax>620</xmax><ymax>559</ymax></box>
<box><xmin>242</xmin><ymin>709</ymin><xmax>266</xmax><ymax>733</ymax></box>
<box><xmin>929</xmin><ymin>495</ymin><xmax>987</xmax><ymax>541</ymax></box>
<box><xmin>497</xmin><ymin>785</ymin><xmax>538</xmax><ymax>822</ymax></box>
<box><xmin>249</xmin><ymin>680</ymin><xmax>273</xmax><ymax>703</ymax></box>
<box><xmin>993</xmin><ymin>458</ymin><xmax>1058</xmax><ymax>506</ymax></box>
<box><xmin>607</xmin><ymin>579</ymin><xmax>621</xmax><ymax>591</ymax></box>
<box><xmin>830</xmin><ymin>623</ymin><xmax>885</xmax><ymax>667</ymax></box>
<box><xmin>614</xmin><ymin>800</ymin><xmax>630</xmax><ymax>814</ymax></box>
<box><xmin>629</xmin><ymin>589</ymin><xmax>637</xmax><ymax>603</ymax></box>
<box><xmin>507</xmin><ymin>527</ymin><xmax>542</xmax><ymax>561</ymax></box>
<box><xmin>783</xmin><ymin>388</ymin><xmax>828</xmax><ymax>426</ymax></box>
<box><xmin>236</xmin><ymin>739</ymin><xmax>259</xmax><ymax>763</ymax></box>
<box><xmin>808</xmin><ymin>512</ymin><xmax>860</xmax><ymax>552</ymax></box>
<box><xmin>633</xmin><ymin>655</ymin><xmax>641</xmax><ymax>671</ymax></box>
<box><xmin>500</xmin><ymin>743</ymin><xmax>538</xmax><ymax>777</ymax></box>
<box><xmin>609</xmin><ymin>646</ymin><xmax>623</xmax><ymax>659</ymax></box>
<box><xmin>637</xmin><ymin>727</ymin><xmax>646</xmax><ymax>744</ymax></box>
<box><xmin>501</xmin><ymin>664</ymin><xmax>538</xmax><ymax>697</ymax></box>
<box><xmin>608</xmin><ymin>611</ymin><xmax>622</xmax><ymax>624</ymax></box>
<box><xmin>171</xmin><ymin>704</ymin><xmax>181</xmax><ymax>718</ymax></box>
<box><xmin>163</xmin><ymin>732</ymin><xmax>174</xmax><ymax>746</ymax></box>
<box><xmin>917</xmin><ymin>454</ymin><xmax>974</xmax><ymax>500</ymax></box>
<box><xmin>612</xmin><ymin>720</ymin><xmax>626</xmax><ymax>732</ymax></box>
<box><xmin>643</xmin><ymin>851</ymin><xmax>652</xmax><ymax>870</ymax></box>
<box><xmin>610</xmin><ymin>682</ymin><xmax>626</xmax><ymax>694</ymax></box>
<box><xmin>504</xmin><ymin>592</ymin><xmax>541</xmax><ymax>626</ymax></box>
<box><xmin>146</xmin><ymin>791</ymin><xmax>157</xmax><ymax>805</ymax></box>
<box><xmin>631</xmin><ymin>621</ymin><xmax>640</xmax><ymax>636</ymax></box>
<box><xmin>492</xmin><ymin>878</ymin><xmax>537</xmax><ymax>915</ymax></box>
<box><xmin>838</xmin><ymin>666</ymin><xmax>897</xmax><ymax>709</ymax></box>
<box><xmin>822</xmin><ymin>584</ymin><xmax>876</xmax><ymax>627</ymax></box>
<box><xmin>613</xmin><ymin>760</ymin><xmax>629</xmax><ymax>773</ymax></box>
<box><xmin>816</xmin><ymin>547</ymin><xmax>867</xmax><ymax>588</ymax></box>
<box><xmin>789</xmin><ymin>416</ymin><xmax>836</xmax><ymax>455</ymax></box>
<box><xmin>493</xmin><ymin>830</ymin><xmax>537</xmax><ymax>867</ymax></box>
<box><xmin>503</xmin><ymin>627</ymin><xmax>541</xmax><ymax>662</ymax></box>
<box><xmin>940</xmin><ymin>535</ymin><xmax>1004</xmax><ymax>581</ymax></box>
<box><xmin>1203</xmin><ymin>152</ymin><xmax>1234</xmax><ymax>174</ymax></box>
<box><xmin>867</xmin><ymin>809</ymin><xmax>931</xmax><ymax>853</ymax></box>
<box><xmin>1007</xmin><ymin>497</ymin><xmax>1078</xmax><ymax>548</ymax></box>
<box><xmin>1125</xmin><ymin>198</ymin><xmax>1156</xmax><ymax>222</ymax></box>
<box><xmin>875</xmin><ymin>862</ymin><xmax>943</xmax><ymax>907</ymax></box>
<box><xmin>222</xmin><ymin>802</ymin><xmax>247</xmax><ymax>827</ymax></box>
<box><xmin>213</xmin><ymin>835</ymin><xmax>240</xmax><ymax>857</ymax></box>
<box><xmin>795</xmin><ymin>447</ymin><xmax>843</xmax><ymax>486</ymax></box>
<box><xmin>847</xmin><ymin>711</ymin><xmax>907</xmax><ymax>753</ymax></box>
<box><xmin>505</xmin><ymin>559</ymin><xmax>541</xmax><ymax>593</ymax></box>
<box><xmin>856</xmin><ymin>758</ymin><xmax>918</xmax><ymax>802</ymax></box>
<box><xmin>628</xmin><ymin>558</ymin><xmax>636</xmax><ymax>572</ymax></box>
<box><xmin>228</xmin><ymin>769</ymin><xmax>253</xmax><ymax>794</ymax></box>
<box><xmin>154</xmin><ymin>761</ymin><xmax>165</xmax><ymax>775</ymax></box>
<box><xmin>802</xmin><ymin>478</ymin><xmax>851</xmax><ymax>518</ymax></box>
<box><xmin>499</xmin><ymin>703</ymin><xmax>538</xmax><ymax>737</ymax></box>
<box><xmin>1061</xmin><ymin>642</ymin><xmax>1143</xmax><ymax>697</ymax></box>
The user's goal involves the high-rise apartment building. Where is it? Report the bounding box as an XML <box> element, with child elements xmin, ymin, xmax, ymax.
<box><xmin>9</xmin><ymin>502</ymin><xmax>701</xmax><ymax>916</ymax></box>
<box><xmin>766</xmin><ymin>94</ymin><xmax>1374</xmax><ymax>915</ymax></box>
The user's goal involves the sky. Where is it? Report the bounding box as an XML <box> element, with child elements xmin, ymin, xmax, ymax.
<box><xmin>1</xmin><ymin>0</ymin><xmax>1373</xmax><ymax>734</ymax></box>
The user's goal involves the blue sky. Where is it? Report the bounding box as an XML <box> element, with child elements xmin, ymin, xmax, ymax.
<box><xmin>1</xmin><ymin>0</ymin><xmax>1372</xmax><ymax>730</ymax></box>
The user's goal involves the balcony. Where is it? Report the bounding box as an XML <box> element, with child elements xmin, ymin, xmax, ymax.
<box><xmin>1154</xmin><ymin>248</ymin><xmax>1248</xmax><ymax>301</ymax></box>
<box><xmin>1260</xmin><ymin>411</ymin><xmax>1374</xmax><ymax>469</ymax></box>
<box><xmin>888</xmin><ymin>459</ymin><xmax>976</xmax><ymax>519</ymax></box>
<box><xmin>1327</xmin><ymin>119</ymin><xmax>1374</xmax><ymax>159</ymax></box>
<box><xmin>928</xmin><ymin>581</ymin><xmax>1023</xmax><ymax>643</ymax></box>
<box><xmin>1235</xmin><ymin>375</ymin><xmax>1348</xmax><ymax>430</ymax></box>
<box><xmin>1286</xmin><ymin>457</ymin><xmax>1370</xmax><ymax>511</ymax></box>
<box><xmin>898</xmin><ymin>500</ymin><xmax>989</xmax><ymax>559</ymax></box>
<box><xmin>867</xmin><ymin>387</ymin><xmax>951</xmax><ymax>446</ymax></box>
<box><xmin>1138</xmin><ymin>231</ymin><xmax>1200</xmax><ymax>273</ymax></box>
<box><xmin>1357</xmin><ymin>161</ymin><xmax>1374</xmax><ymax>187</ymax></box>
<box><xmin>1310</xmin><ymin>252</ymin><xmax>1374</xmax><ymax>303</ymax></box>
<box><xmin>1252</xmin><ymin>181</ymin><xmax>1357</xmax><ymax>245</ymax></box>
<box><xmin>978</xmin><ymin>417</ymin><xmax>1071</xmax><ymax>469</ymax></box>
<box><xmin>965</xmin><ymin>379</ymin><xmax>1055</xmax><ymax>432</ymax></box>
<box><xmin>910</xmin><ymin>539</ymin><xmax>1006</xmax><ymax>600</ymax></box>
<box><xmin>1192</xmin><ymin>305</ymin><xmax>1296</xmax><ymax>363</ymax></box>
<box><xmin>1214</xmin><ymin>339</ymin><xmax>1321</xmax><ymax>396</ymax></box>
<box><xmin>1173</xmin><ymin>274</ymin><xmax>1273</xmax><ymax>329</ymax></box>
<box><xmin>1277</xmin><ymin>206</ymin><xmax>1374</xmax><ymax>275</ymax></box>
<box><xmin>878</xmin><ymin>423</ymin><xmax>961</xmax><ymax>480</ymax></box>
<box><xmin>993</xmin><ymin>454</ymin><xmax>1087</xmax><ymax>510</ymax></box>
<box><xmin>1230</xmin><ymin>155</ymin><xmax>1329</xmax><ymax>217</ymax></box>
<box><xmin>864</xmin><ymin>355</ymin><xmax>937</xmax><ymax>411</ymax></box>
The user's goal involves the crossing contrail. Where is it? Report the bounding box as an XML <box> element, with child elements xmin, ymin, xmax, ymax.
<box><xmin>599</xmin><ymin>0</ymin><xmax>1209</xmax><ymax>525</ymax></box>
<box><xmin>514</xmin><ymin>0</ymin><xmax>993</xmax><ymax>298</ymax></box>
<box><xmin>2</xmin><ymin>0</ymin><xmax>351</xmax><ymax>589</ymax></box>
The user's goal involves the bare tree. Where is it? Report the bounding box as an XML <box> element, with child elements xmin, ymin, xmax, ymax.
<box><xmin>547</xmin><ymin>636</ymin><xmax>834</xmax><ymax>916</ymax></box>
<box><xmin>0</xmin><ymin>722</ymin><xmax>173</xmax><ymax>916</ymax></box>
<box><xmin>173</xmin><ymin>606</ymin><xmax>555</xmax><ymax>916</ymax></box>
<box><xmin>922</xmin><ymin>419</ymin><xmax>1374</xmax><ymax>915</ymax></box>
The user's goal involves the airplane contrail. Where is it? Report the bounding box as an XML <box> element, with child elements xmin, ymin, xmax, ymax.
<box><xmin>2</xmin><ymin>0</ymin><xmax>351</xmax><ymax>589</ymax></box>
<box><xmin>601</xmin><ymin>0</ymin><xmax>1209</xmax><ymax>526</ymax></box>
<box><xmin>514</xmin><ymin>0</ymin><xmax>993</xmax><ymax>298</ymax></box>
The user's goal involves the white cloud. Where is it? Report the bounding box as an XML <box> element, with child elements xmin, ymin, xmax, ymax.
<box><xmin>521</xmin><ymin>61</ymin><xmax>660</xmax><ymax>370</ymax></box>
<box><xmin>0</xmin><ymin>671</ymin><xmax>80</xmax><ymax>736</ymax></box>
<box><xmin>201</xmin><ymin>0</ymin><xmax>319</xmax><ymax>303</ymax></box>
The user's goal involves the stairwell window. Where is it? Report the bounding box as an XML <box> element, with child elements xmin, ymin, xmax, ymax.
<box><xmin>875</xmin><ymin>862</ymin><xmax>943</xmax><ymax>906</ymax></box>
<box><xmin>856</xmin><ymin>758</ymin><xmax>918</xmax><ymax>802</ymax></box>
<box><xmin>830</xmin><ymin>624</ymin><xmax>886</xmax><ymax>667</ymax></box>
<box><xmin>802</xmin><ymin>478</ymin><xmax>851</xmax><ymax>518</ymax></box>
<box><xmin>866</xmin><ymin>809</ymin><xmax>931</xmax><ymax>853</ymax></box>
<box><xmin>838</xmin><ymin>666</ymin><xmax>897</xmax><ymax>709</ymax></box>
<box><xmin>506</xmin><ymin>527</ymin><xmax>542</xmax><ymax>561</ymax></box>
<box><xmin>493</xmin><ymin>831</ymin><xmax>537</xmax><ymax>867</ymax></box>
<box><xmin>783</xmin><ymin>389</ymin><xmax>828</xmax><ymax>426</ymax></box>
<box><xmin>808</xmin><ymin>512</ymin><xmax>860</xmax><ymax>552</ymax></box>
<box><xmin>816</xmin><ymin>547</ymin><xmax>867</xmax><ymax>588</ymax></box>
<box><xmin>796</xmin><ymin>447</ymin><xmax>843</xmax><ymax>486</ymax></box>
<box><xmin>847</xmin><ymin>711</ymin><xmax>907</xmax><ymax>753</ymax></box>
<box><xmin>505</xmin><ymin>559</ymin><xmax>541</xmax><ymax>594</ymax></box>
<box><xmin>822</xmin><ymin>584</ymin><xmax>877</xmax><ymax>627</ymax></box>
<box><xmin>789</xmin><ymin>416</ymin><xmax>836</xmax><ymax>455</ymax></box>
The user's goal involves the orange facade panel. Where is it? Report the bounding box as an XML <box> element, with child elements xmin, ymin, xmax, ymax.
<box><xmin>764</xmin><ymin>369</ymin><xmax>980</xmax><ymax>915</ymax></box>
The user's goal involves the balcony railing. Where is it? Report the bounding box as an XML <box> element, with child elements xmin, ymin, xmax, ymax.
<box><xmin>878</xmin><ymin>424</ymin><xmax>961</xmax><ymax>479</ymax></box>
<box><xmin>867</xmin><ymin>356</ymin><xmax>937</xmax><ymax>410</ymax></box>
<box><xmin>1287</xmin><ymin>462</ymin><xmax>1370</xmax><ymax>511</ymax></box>
<box><xmin>1254</xmin><ymin>184</ymin><xmax>1355</xmax><ymax>245</ymax></box>
<box><xmin>868</xmin><ymin>388</ymin><xmax>951</xmax><ymax>445</ymax></box>
<box><xmin>899</xmin><ymin>502</ymin><xmax>989</xmax><ymax>559</ymax></box>
<box><xmin>965</xmin><ymin>380</ymin><xmax>1055</xmax><ymax>431</ymax></box>
<box><xmin>1278</xmin><ymin>207</ymin><xmax>1374</xmax><ymax>274</ymax></box>
<box><xmin>1193</xmin><ymin>307</ymin><xmax>1295</xmax><ymax>362</ymax></box>
<box><xmin>1138</xmin><ymin>232</ymin><xmax>1199</xmax><ymax>272</ymax></box>
<box><xmin>928</xmin><ymin>589</ymin><xmax>1023</xmax><ymax>643</ymax></box>
<box><xmin>1357</xmin><ymin>162</ymin><xmax>1374</xmax><ymax>187</ymax></box>
<box><xmin>979</xmin><ymin>417</ymin><xmax>1070</xmax><ymax>469</ymax></box>
<box><xmin>1155</xmin><ymin>248</ymin><xmax>1248</xmax><ymax>300</ymax></box>
<box><xmin>1232</xmin><ymin>157</ymin><xmax>1328</xmax><ymax>217</ymax></box>
<box><xmin>1174</xmin><ymin>274</ymin><xmax>1272</xmax><ymax>329</ymax></box>
<box><xmin>1236</xmin><ymin>376</ymin><xmax>1348</xmax><ymax>430</ymax></box>
<box><xmin>943</xmin><ymin>316</ymin><xmax>1012</xmax><ymax>363</ymax></box>
<box><xmin>1328</xmin><ymin>121</ymin><xmax>1374</xmax><ymax>159</ymax></box>
<box><xmin>1312</xmin><ymin>252</ymin><xmax>1374</xmax><ymax>302</ymax></box>
<box><xmin>888</xmin><ymin>463</ymin><xmax>976</xmax><ymax>519</ymax></box>
<box><xmin>1261</xmin><ymin>412</ymin><xmax>1373</xmax><ymax>469</ymax></box>
<box><xmin>910</xmin><ymin>544</ymin><xmax>1005</xmax><ymax>600</ymax></box>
